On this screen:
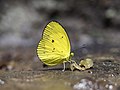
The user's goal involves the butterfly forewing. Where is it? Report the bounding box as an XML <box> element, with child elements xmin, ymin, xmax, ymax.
<box><xmin>37</xmin><ymin>21</ymin><xmax>71</xmax><ymax>66</ymax></box>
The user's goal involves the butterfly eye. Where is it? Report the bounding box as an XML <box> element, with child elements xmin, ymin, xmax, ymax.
<box><xmin>52</xmin><ymin>40</ymin><xmax>54</xmax><ymax>43</ymax></box>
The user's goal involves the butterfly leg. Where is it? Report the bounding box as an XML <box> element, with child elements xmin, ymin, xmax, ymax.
<box><xmin>62</xmin><ymin>62</ymin><xmax>66</xmax><ymax>71</ymax></box>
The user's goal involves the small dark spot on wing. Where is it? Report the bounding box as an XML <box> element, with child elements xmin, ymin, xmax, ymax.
<box><xmin>52</xmin><ymin>40</ymin><xmax>54</xmax><ymax>43</ymax></box>
<box><xmin>61</xmin><ymin>36</ymin><xmax>63</xmax><ymax>38</ymax></box>
<box><xmin>52</xmin><ymin>48</ymin><xmax>55</xmax><ymax>52</ymax></box>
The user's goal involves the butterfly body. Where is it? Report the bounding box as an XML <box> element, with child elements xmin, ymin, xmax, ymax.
<box><xmin>37</xmin><ymin>21</ymin><xmax>71</xmax><ymax>67</ymax></box>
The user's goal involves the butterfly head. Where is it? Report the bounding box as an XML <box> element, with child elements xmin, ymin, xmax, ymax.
<box><xmin>69</xmin><ymin>52</ymin><xmax>74</xmax><ymax>60</ymax></box>
<box><xmin>70</xmin><ymin>52</ymin><xmax>74</xmax><ymax>57</ymax></box>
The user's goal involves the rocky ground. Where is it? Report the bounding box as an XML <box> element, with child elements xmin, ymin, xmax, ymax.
<box><xmin>0</xmin><ymin>46</ymin><xmax>120</xmax><ymax>90</ymax></box>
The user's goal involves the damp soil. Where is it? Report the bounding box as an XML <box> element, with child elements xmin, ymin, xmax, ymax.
<box><xmin>0</xmin><ymin>47</ymin><xmax>120</xmax><ymax>90</ymax></box>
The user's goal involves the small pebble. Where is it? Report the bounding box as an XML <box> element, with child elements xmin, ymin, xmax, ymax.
<box><xmin>73</xmin><ymin>77</ymin><xmax>116</xmax><ymax>90</ymax></box>
<box><xmin>0</xmin><ymin>79</ymin><xmax>5</xmax><ymax>85</ymax></box>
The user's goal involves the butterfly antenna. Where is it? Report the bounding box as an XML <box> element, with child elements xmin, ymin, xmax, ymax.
<box><xmin>62</xmin><ymin>62</ymin><xmax>66</xmax><ymax>71</ymax></box>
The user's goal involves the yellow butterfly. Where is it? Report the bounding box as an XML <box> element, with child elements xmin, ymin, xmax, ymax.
<box><xmin>37</xmin><ymin>21</ymin><xmax>74</xmax><ymax>71</ymax></box>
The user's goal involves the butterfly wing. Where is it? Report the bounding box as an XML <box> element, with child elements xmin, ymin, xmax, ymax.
<box><xmin>37</xmin><ymin>21</ymin><xmax>71</xmax><ymax>66</ymax></box>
